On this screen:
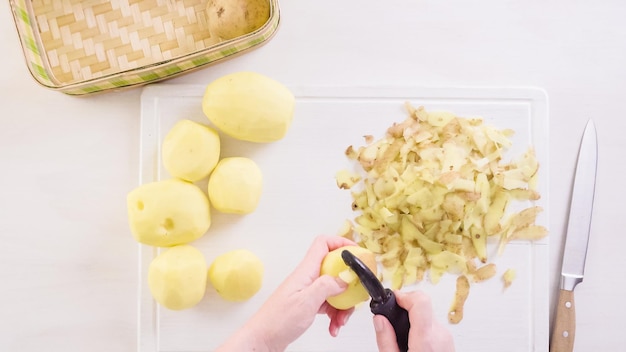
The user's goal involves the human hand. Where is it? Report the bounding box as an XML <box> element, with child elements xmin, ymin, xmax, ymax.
<box><xmin>216</xmin><ymin>235</ymin><xmax>357</xmax><ymax>352</ymax></box>
<box><xmin>373</xmin><ymin>290</ymin><xmax>455</xmax><ymax>352</ymax></box>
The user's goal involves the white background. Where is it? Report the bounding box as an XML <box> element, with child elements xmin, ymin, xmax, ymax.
<box><xmin>1</xmin><ymin>0</ymin><xmax>625</xmax><ymax>351</ymax></box>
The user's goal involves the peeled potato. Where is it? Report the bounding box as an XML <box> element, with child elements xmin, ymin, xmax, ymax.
<box><xmin>320</xmin><ymin>245</ymin><xmax>377</xmax><ymax>310</ymax></box>
<box><xmin>208</xmin><ymin>157</ymin><xmax>263</xmax><ymax>214</ymax></box>
<box><xmin>162</xmin><ymin>119</ymin><xmax>220</xmax><ymax>182</ymax></box>
<box><xmin>208</xmin><ymin>249</ymin><xmax>264</xmax><ymax>302</ymax></box>
<box><xmin>127</xmin><ymin>179</ymin><xmax>211</xmax><ymax>247</ymax></box>
<box><xmin>148</xmin><ymin>245</ymin><xmax>208</xmax><ymax>310</ymax></box>
<box><xmin>207</xmin><ymin>0</ymin><xmax>270</xmax><ymax>40</ymax></box>
<box><xmin>202</xmin><ymin>71</ymin><xmax>295</xmax><ymax>143</ymax></box>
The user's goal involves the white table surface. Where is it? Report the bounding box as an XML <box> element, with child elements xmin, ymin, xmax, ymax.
<box><xmin>0</xmin><ymin>1</ymin><xmax>624</xmax><ymax>351</ymax></box>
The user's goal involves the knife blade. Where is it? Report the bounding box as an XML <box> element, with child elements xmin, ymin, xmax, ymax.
<box><xmin>550</xmin><ymin>120</ymin><xmax>598</xmax><ymax>352</ymax></box>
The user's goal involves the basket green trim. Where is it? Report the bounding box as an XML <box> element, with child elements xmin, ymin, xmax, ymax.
<box><xmin>110</xmin><ymin>79</ymin><xmax>131</xmax><ymax>88</ymax></box>
<box><xmin>16</xmin><ymin>6</ymin><xmax>30</xmax><ymax>25</ymax></box>
<box><xmin>163</xmin><ymin>66</ymin><xmax>183</xmax><ymax>76</ymax></box>
<box><xmin>139</xmin><ymin>73</ymin><xmax>161</xmax><ymax>82</ymax></box>
<box><xmin>24</xmin><ymin>37</ymin><xmax>39</xmax><ymax>55</ymax></box>
<box><xmin>220</xmin><ymin>47</ymin><xmax>239</xmax><ymax>56</ymax></box>
<box><xmin>32</xmin><ymin>63</ymin><xmax>48</xmax><ymax>78</ymax></box>
<box><xmin>12</xmin><ymin>0</ymin><xmax>53</xmax><ymax>85</ymax></box>
<box><xmin>192</xmin><ymin>57</ymin><xmax>211</xmax><ymax>66</ymax></box>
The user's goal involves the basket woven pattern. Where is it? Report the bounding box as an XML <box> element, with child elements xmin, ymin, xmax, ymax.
<box><xmin>10</xmin><ymin>0</ymin><xmax>280</xmax><ymax>95</ymax></box>
<box><xmin>32</xmin><ymin>0</ymin><xmax>219</xmax><ymax>84</ymax></box>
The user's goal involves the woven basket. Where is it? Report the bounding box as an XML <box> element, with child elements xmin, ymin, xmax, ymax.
<box><xmin>9</xmin><ymin>0</ymin><xmax>280</xmax><ymax>95</ymax></box>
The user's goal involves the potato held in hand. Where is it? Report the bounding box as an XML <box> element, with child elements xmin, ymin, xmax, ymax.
<box><xmin>207</xmin><ymin>0</ymin><xmax>270</xmax><ymax>40</ymax></box>
<box><xmin>208</xmin><ymin>249</ymin><xmax>264</xmax><ymax>302</ymax></box>
<box><xmin>162</xmin><ymin>119</ymin><xmax>220</xmax><ymax>182</ymax></box>
<box><xmin>321</xmin><ymin>245</ymin><xmax>378</xmax><ymax>310</ymax></box>
<box><xmin>208</xmin><ymin>157</ymin><xmax>263</xmax><ymax>214</ymax></box>
<box><xmin>202</xmin><ymin>71</ymin><xmax>295</xmax><ymax>143</ymax></box>
<box><xmin>127</xmin><ymin>179</ymin><xmax>211</xmax><ymax>247</ymax></box>
<box><xmin>148</xmin><ymin>245</ymin><xmax>208</xmax><ymax>310</ymax></box>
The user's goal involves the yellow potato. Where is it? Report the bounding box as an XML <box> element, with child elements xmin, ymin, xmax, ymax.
<box><xmin>208</xmin><ymin>157</ymin><xmax>263</xmax><ymax>214</ymax></box>
<box><xmin>148</xmin><ymin>245</ymin><xmax>208</xmax><ymax>310</ymax></box>
<box><xmin>202</xmin><ymin>71</ymin><xmax>295</xmax><ymax>143</ymax></box>
<box><xmin>320</xmin><ymin>245</ymin><xmax>377</xmax><ymax>310</ymax></box>
<box><xmin>207</xmin><ymin>0</ymin><xmax>270</xmax><ymax>40</ymax></box>
<box><xmin>127</xmin><ymin>179</ymin><xmax>211</xmax><ymax>247</ymax></box>
<box><xmin>162</xmin><ymin>119</ymin><xmax>220</xmax><ymax>182</ymax></box>
<box><xmin>208</xmin><ymin>249</ymin><xmax>264</xmax><ymax>302</ymax></box>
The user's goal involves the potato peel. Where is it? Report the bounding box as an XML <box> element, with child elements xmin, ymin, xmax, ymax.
<box><xmin>502</xmin><ymin>268</ymin><xmax>517</xmax><ymax>289</ymax></box>
<box><xmin>448</xmin><ymin>275</ymin><xmax>470</xmax><ymax>324</ymax></box>
<box><xmin>336</xmin><ymin>104</ymin><xmax>547</xmax><ymax>323</ymax></box>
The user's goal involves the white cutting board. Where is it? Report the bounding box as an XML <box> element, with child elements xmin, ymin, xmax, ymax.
<box><xmin>137</xmin><ymin>85</ymin><xmax>549</xmax><ymax>352</ymax></box>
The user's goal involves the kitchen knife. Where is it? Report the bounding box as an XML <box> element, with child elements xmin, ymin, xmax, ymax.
<box><xmin>341</xmin><ymin>250</ymin><xmax>410</xmax><ymax>352</ymax></box>
<box><xmin>550</xmin><ymin>120</ymin><xmax>597</xmax><ymax>352</ymax></box>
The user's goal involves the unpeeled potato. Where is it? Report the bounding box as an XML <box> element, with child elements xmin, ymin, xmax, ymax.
<box><xmin>207</xmin><ymin>0</ymin><xmax>270</xmax><ymax>40</ymax></box>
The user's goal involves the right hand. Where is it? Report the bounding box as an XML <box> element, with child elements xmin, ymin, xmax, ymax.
<box><xmin>373</xmin><ymin>290</ymin><xmax>455</xmax><ymax>352</ymax></box>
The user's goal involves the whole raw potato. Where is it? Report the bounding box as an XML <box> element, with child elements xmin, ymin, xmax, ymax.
<box><xmin>162</xmin><ymin>119</ymin><xmax>221</xmax><ymax>182</ymax></box>
<box><xmin>208</xmin><ymin>249</ymin><xmax>264</xmax><ymax>302</ymax></box>
<box><xmin>208</xmin><ymin>157</ymin><xmax>263</xmax><ymax>214</ymax></box>
<box><xmin>148</xmin><ymin>245</ymin><xmax>208</xmax><ymax>310</ymax></box>
<box><xmin>127</xmin><ymin>179</ymin><xmax>211</xmax><ymax>247</ymax></box>
<box><xmin>202</xmin><ymin>71</ymin><xmax>295</xmax><ymax>143</ymax></box>
<box><xmin>207</xmin><ymin>0</ymin><xmax>270</xmax><ymax>40</ymax></box>
<box><xmin>321</xmin><ymin>245</ymin><xmax>378</xmax><ymax>310</ymax></box>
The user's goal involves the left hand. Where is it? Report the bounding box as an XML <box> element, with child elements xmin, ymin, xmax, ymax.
<box><xmin>244</xmin><ymin>235</ymin><xmax>357</xmax><ymax>351</ymax></box>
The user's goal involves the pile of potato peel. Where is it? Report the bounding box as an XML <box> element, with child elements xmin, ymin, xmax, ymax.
<box><xmin>336</xmin><ymin>103</ymin><xmax>548</xmax><ymax>323</ymax></box>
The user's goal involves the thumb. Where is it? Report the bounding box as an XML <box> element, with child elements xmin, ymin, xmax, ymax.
<box><xmin>305</xmin><ymin>275</ymin><xmax>347</xmax><ymax>303</ymax></box>
<box><xmin>373</xmin><ymin>315</ymin><xmax>401</xmax><ymax>352</ymax></box>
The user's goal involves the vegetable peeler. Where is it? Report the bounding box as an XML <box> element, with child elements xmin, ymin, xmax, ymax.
<box><xmin>341</xmin><ymin>250</ymin><xmax>410</xmax><ymax>352</ymax></box>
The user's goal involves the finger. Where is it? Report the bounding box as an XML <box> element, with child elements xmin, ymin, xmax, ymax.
<box><xmin>433</xmin><ymin>321</ymin><xmax>456</xmax><ymax>352</ymax></box>
<box><xmin>317</xmin><ymin>300</ymin><xmax>334</xmax><ymax>315</ymax></box>
<box><xmin>318</xmin><ymin>300</ymin><xmax>353</xmax><ymax>319</ymax></box>
<box><xmin>322</xmin><ymin>235</ymin><xmax>358</xmax><ymax>251</ymax></box>
<box><xmin>326</xmin><ymin>309</ymin><xmax>341</xmax><ymax>337</ymax></box>
<box><xmin>373</xmin><ymin>315</ymin><xmax>401</xmax><ymax>352</ymax></box>
<box><xmin>336</xmin><ymin>307</ymin><xmax>354</xmax><ymax>327</ymax></box>
<box><xmin>286</xmin><ymin>236</ymin><xmax>358</xmax><ymax>287</ymax></box>
<box><xmin>305</xmin><ymin>275</ymin><xmax>347</xmax><ymax>304</ymax></box>
<box><xmin>326</xmin><ymin>306</ymin><xmax>354</xmax><ymax>337</ymax></box>
<box><xmin>301</xmin><ymin>235</ymin><xmax>357</xmax><ymax>267</ymax></box>
<box><xmin>395</xmin><ymin>290</ymin><xmax>434</xmax><ymax>333</ymax></box>
<box><xmin>327</xmin><ymin>312</ymin><xmax>346</xmax><ymax>337</ymax></box>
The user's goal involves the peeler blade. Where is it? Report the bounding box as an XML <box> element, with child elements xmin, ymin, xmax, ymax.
<box><xmin>341</xmin><ymin>250</ymin><xmax>387</xmax><ymax>303</ymax></box>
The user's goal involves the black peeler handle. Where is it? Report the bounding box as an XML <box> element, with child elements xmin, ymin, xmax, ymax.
<box><xmin>339</xmin><ymin>250</ymin><xmax>410</xmax><ymax>351</ymax></box>
<box><xmin>370</xmin><ymin>289</ymin><xmax>411</xmax><ymax>352</ymax></box>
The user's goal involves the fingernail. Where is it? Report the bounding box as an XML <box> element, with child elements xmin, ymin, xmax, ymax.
<box><xmin>373</xmin><ymin>316</ymin><xmax>384</xmax><ymax>333</ymax></box>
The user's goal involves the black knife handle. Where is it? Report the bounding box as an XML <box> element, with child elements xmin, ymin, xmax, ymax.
<box><xmin>370</xmin><ymin>289</ymin><xmax>411</xmax><ymax>352</ymax></box>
